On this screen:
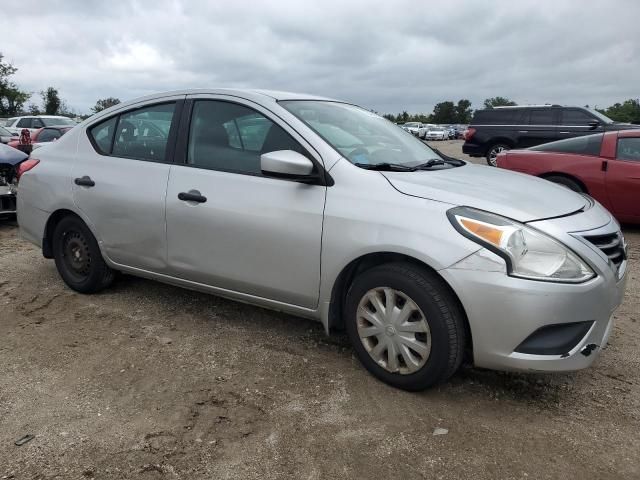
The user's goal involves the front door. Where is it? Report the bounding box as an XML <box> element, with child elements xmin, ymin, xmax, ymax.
<box><xmin>165</xmin><ymin>98</ymin><xmax>326</xmax><ymax>308</ymax></box>
<box><xmin>558</xmin><ymin>108</ymin><xmax>605</xmax><ymax>140</ymax></box>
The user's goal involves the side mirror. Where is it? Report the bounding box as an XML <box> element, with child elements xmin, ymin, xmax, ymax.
<box><xmin>261</xmin><ymin>150</ymin><xmax>316</xmax><ymax>181</ymax></box>
<box><xmin>588</xmin><ymin>120</ymin><xmax>600</xmax><ymax>130</ymax></box>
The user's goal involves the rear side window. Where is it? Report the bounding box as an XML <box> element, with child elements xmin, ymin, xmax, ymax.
<box><xmin>16</xmin><ymin>118</ymin><xmax>32</xmax><ymax>128</ymax></box>
<box><xmin>528</xmin><ymin>110</ymin><xmax>555</xmax><ymax>125</ymax></box>
<box><xmin>530</xmin><ymin>133</ymin><xmax>603</xmax><ymax>156</ymax></box>
<box><xmin>89</xmin><ymin>116</ymin><xmax>118</xmax><ymax>154</ymax></box>
<box><xmin>473</xmin><ymin>109</ymin><xmax>522</xmax><ymax>125</ymax></box>
<box><xmin>617</xmin><ymin>138</ymin><xmax>640</xmax><ymax>162</ymax></box>
<box><xmin>112</xmin><ymin>103</ymin><xmax>175</xmax><ymax>161</ymax></box>
<box><xmin>187</xmin><ymin>100</ymin><xmax>306</xmax><ymax>175</ymax></box>
<box><xmin>561</xmin><ymin>109</ymin><xmax>594</xmax><ymax>126</ymax></box>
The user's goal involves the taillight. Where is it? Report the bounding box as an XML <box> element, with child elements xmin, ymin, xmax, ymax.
<box><xmin>16</xmin><ymin>158</ymin><xmax>40</xmax><ymax>180</ymax></box>
<box><xmin>463</xmin><ymin>128</ymin><xmax>476</xmax><ymax>141</ymax></box>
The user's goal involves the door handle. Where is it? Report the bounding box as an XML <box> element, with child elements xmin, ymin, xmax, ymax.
<box><xmin>74</xmin><ymin>176</ymin><xmax>95</xmax><ymax>187</ymax></box>
<box><xmin>559</xmin><ymin>131</ymin><xmax>570</xmax><ymax>134</ymax></box>
<box><xmin>518</xmin><ymin>130</ymin><xmax>529</xmax><ymax>133</ymax></box>
<box><xmin>178</xmin><ymin>190</ymin><xmax>207</xmax><ymax>203</ymax></box>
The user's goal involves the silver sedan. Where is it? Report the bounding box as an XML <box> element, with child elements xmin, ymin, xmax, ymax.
<box><xmin>17</xmin><ymin>89</ymin><xmax>628</xmax><ymax>390</ymax></box>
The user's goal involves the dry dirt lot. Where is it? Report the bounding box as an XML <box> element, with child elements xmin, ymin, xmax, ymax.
<box><xmin>1</xmin><ymin>142</ymin><xmax>639</xmax><ymax>479</ymax></box>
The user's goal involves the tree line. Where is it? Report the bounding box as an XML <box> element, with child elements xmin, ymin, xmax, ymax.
<box><xmin>2</xmin><ymin>52</ymin><xmax>639</xmax><ymax>123</ymax></box>
<box><xmin>0</xmin><ymin>53</ymin><xmax>120</xmax><ymax>118</ymax></box>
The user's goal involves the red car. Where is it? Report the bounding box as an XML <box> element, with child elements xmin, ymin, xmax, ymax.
<box><xmin>497</xmin><ymin>130</ymin><xmax>640</xmax><ymax>224</ymax></box>
<box><xmin>8</xmin><ymin>126</ymin><xmax>72</xmax><ymax>150</ymax></box>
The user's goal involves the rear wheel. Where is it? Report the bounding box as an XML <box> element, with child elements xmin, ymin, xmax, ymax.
<box><xmin>486</xmin><ymin>143</ymin><xmax>510</xmax><ymax>166</ymax></box>
<box><xmin>345</xmin><ymin>262</ymin><xmax>466</xmax><ymax>391</ymax></box>
<box><xmin>52</xmin><ymin>216</ymin><xmax>114</xmax><ymax>293</ymax></box>
<box><xmin>544</xmin><ymin>175</ymin><xmax>584</xmax><ymax>193</ymax></box>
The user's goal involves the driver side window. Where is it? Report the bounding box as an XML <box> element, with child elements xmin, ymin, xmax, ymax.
<box><xmin>187</xmin><ymin>100</ymin><xmax>307</xmax><ymax>175</ymax></box>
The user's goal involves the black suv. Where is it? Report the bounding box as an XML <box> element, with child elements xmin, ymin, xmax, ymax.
<box><xmin>462</xmin><ymin>105</ymin><xmax>635</xmax><ymax>165</ymax></box>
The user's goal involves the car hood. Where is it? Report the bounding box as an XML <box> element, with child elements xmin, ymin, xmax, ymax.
<box><xmin>382</xmin><ymin>163</ymin><xmax>588</xmax><ymax>222</ymax></box>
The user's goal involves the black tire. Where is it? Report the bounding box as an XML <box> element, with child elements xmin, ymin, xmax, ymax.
<box><xmin>344</xmin><ymin>262</ymin><xmax>466</xmax><ymax>391</ymax></box>
<box><xmin>485</xmin><ymin>143</ymin><xmax>510</xmax><ymax>166</ymax></box>
<box><xmin>544</xmin><ymin>175</ymin><xmax>584</xmax><ymax>193</ymax></box>
<box><xmin>52</xmin><ymin>215</ymin><xmax>114</xmax><ymax>293</ymax></box>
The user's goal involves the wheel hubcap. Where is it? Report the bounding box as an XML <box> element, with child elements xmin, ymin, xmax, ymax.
<box><xmin>488</xmin><ymin>146</ymin><xmax>505</xmax><ymax>166</ymax></box>
<box><xmin>63</xmin><ymin>231</ymin><xmax>91</xmax><ymax>277</ymax></box>
<box><xmin>356</xmin><ymin>287</ymin><xmax>431</xmax><ymax>375</ymax></box>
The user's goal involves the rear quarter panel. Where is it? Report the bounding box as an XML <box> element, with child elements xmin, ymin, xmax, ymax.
<box><xmin>17</xmin><ymin>129</ymin><xmax>81</xmax><ymax>245</ymax></box>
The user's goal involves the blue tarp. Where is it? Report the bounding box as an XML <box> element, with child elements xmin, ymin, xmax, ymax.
<box><xmin>0</xmin><ymin>143</ymin><xmax>28</xmax><ymax>166</ymax></box>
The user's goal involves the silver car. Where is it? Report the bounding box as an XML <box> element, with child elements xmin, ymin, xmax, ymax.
<box><xmin>17</xmin><ymin>89</ymin><xmax>628</xmax><ymax>391</ymax></box>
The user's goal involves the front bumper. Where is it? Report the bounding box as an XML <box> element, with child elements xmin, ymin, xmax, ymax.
<box><xmin>440</xmin><ymin>208</ymin><xmax>627</xmax><ymax>373</ymax></box>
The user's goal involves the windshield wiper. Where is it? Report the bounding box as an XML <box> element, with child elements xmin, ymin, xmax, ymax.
<box><xmin>411</xmin><ymin>159</ymin><xmax>447</xmax><ymax>170</ymax></box>
<box><xmin>355</xmin><ymin>162</ymin><xmax>416</xmax><ymax>171</ymax></box>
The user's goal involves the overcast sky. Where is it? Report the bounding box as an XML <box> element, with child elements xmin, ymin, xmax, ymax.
<box><xmin>1</xmin><ymin>0</ymin><xmax>638</xmax><ymax>115</ymax></box>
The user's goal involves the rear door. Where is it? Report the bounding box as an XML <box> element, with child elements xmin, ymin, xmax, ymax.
<box><xmin>606</xmin><ymin>135</ymin><xmax>640</xmax><ymax>220</ymax></box>
<box><xmin>164</xmin><ymin>96</ymin><xmax>326</xmax><ymax>308</ymax></box>
<box><xmin>558</xmin><ymin>108</ymin><xmax>604</xmax><ymax>141</ymax></box>
<box><xmin>72</xmin><ymin>97</ymin><xmax>184</xmax><ymax>272</ymax></box>
<box><xmin>517</xmin><ymin>109</ymin><xmax>558</xmax><ymax>148</ymax></box>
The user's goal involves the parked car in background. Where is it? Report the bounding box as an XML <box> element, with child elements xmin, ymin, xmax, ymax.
<box><xmin>0</xmin><ymin>143</ymin><xmax>29</xmax><ymax>218</ymax></box>
<box><xmin>497</xmin><ymin>130</ymin><xmax>640</xmax><ymax>223</ymax></box>
<box><xmin>0</xmin><ymin>126</ymin><xmax>18</xmax><ymax>144</ymax></box>
<box><xmin>8</xmin><ymin>126</ymin><xmax>73</xmax><ymax>150</ymax></box>
<box><xmin>4</xmin><ymin>115</ymin><xmax>76</xmax><ymax>135</ymax></box>
<box><xmin>402</xmin><ymin>122</ymin><xmax>427</xmax><ymax>138</ymax></box>
<box><xmin>463</xmin><ymin>105</ymin><xmax>636</xmax><ymax>166</ymax></box>
<box><xmin>17</xmin><ymin>89</ymin><xmax>627</xmax><ymax>391</ymax></box>
<box><xmin>425</xmin><ymin>126</ymin><xmax>448</xmax><ymax>140</ymax></box>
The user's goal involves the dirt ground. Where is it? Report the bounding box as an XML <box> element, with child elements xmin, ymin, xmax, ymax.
<box><xmin>1</xmin><ymin>141</ymin><xmax>639</xmax><ymax>479</ymax></box>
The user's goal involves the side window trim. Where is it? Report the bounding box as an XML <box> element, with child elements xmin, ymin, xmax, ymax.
<box><xmin>86</xmin><ymin>99</ymin><xmax>184</xmax><ymax>163</ymax></box>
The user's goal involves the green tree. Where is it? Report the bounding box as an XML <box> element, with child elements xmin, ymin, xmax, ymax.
<box><xmin>0</xmin><ymin>53</ymin><xmax>30</xmax><ymax>115</ymax></box>
<box><xmin>431</xmin><ymin>101</ymin><xmax>457</xmax><ymax>124</ymax></box>
<box><xmin>483</xmin><ymin>96</ymin><xmax>517</xmax><ymax>109</ymax></box>
<box><xmin>455</xmin><ymin>99</ymin><xmax>473</xmax><ymax>123</ymax></box>
<box><xmin>598</xmin><ymin>99</ymin><xmax>640</xmax><ymax>124</ymax></box>
<box><xmin>41</xmin><ymin>87</ymin><xmax>62</xmax><ymax>115</ymax></box>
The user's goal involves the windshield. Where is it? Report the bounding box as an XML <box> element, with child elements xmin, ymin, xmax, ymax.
<box><xmin>41</xmin><ymin>117</ymin><xmax>76</xmax><ymax>126</ymax></box>
<box><xmin>403</xmin><ymin>122</ymin><xmax>419</xmax><ymax>127</ymax></box>
<box><xmin>586</xmin><ymin>108</ymin><xmax>614</xmax><ymax>124</ymax></box>
<box><xmin>280</xmin><ymin>101</ymin><xmax>442</xmax><ymax>167</ymax></box>
<box><xmin>0</xmin><ymin>127</ymin><xmax>12</xmax><ymax>136</ymax></box>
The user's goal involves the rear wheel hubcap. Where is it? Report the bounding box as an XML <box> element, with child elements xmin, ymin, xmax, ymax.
<box><xmin>63</xmin><ymin>231</ymin><xmax>91</xmax><ymax>277</ymax></box>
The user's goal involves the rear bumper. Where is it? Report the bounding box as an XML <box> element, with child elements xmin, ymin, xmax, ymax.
<box><xmin>462</xmin><ymin>142</ymin><xmax>484</xmax><ymax>157</ymax></box>
<box><xmin>0</xmin><ymin>187</ymin><xmax>16</xmax><ymax>215</ymax></box>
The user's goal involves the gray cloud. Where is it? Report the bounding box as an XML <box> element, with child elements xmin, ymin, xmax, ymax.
<box><xmin>1</xmin><ymin>0</ymin><xmax>638</xmax><ymax>115</ymax></box>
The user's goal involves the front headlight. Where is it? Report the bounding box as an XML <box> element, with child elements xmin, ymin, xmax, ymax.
<box><xmin>447</xmin><ymin>207</ymin><xmax>594</xmax><ymax>283</ymax></box>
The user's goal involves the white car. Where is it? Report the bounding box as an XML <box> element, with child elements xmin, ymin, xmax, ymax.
<box><xmin>425</xmin><ymin>127</ymin><xmax>448</xmax><ymax>141</ymax></box>
<box><xmin>4</xmin><ymin>115</ymin><xmax>77</xmax><ymax>135</ymax></box>
<box><xmin>401</xmin><ymin>122</ymin><xmax>427</xmax><ymax>139</ymax></box>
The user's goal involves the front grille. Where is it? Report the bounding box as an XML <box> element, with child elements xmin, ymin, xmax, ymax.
<box><xmin>582</xmin><ymin>231</ymin><xmax>627</xmax><ymax>271</ymax></box>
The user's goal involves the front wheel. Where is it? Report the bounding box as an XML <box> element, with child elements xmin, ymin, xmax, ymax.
<box><xmin>486</xmin><ymin>143</ymin><xmax>510</xmax><ymax>166</ymax></box>
<box><xmin>52</xmin><ymin>216</ymin><xmax>115</xmax><ymax>293</ymax></box>
<box><xmin>345</xmin><ymin>263</ymin><xmax>466</xmax><ymax>391</ymax></box>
